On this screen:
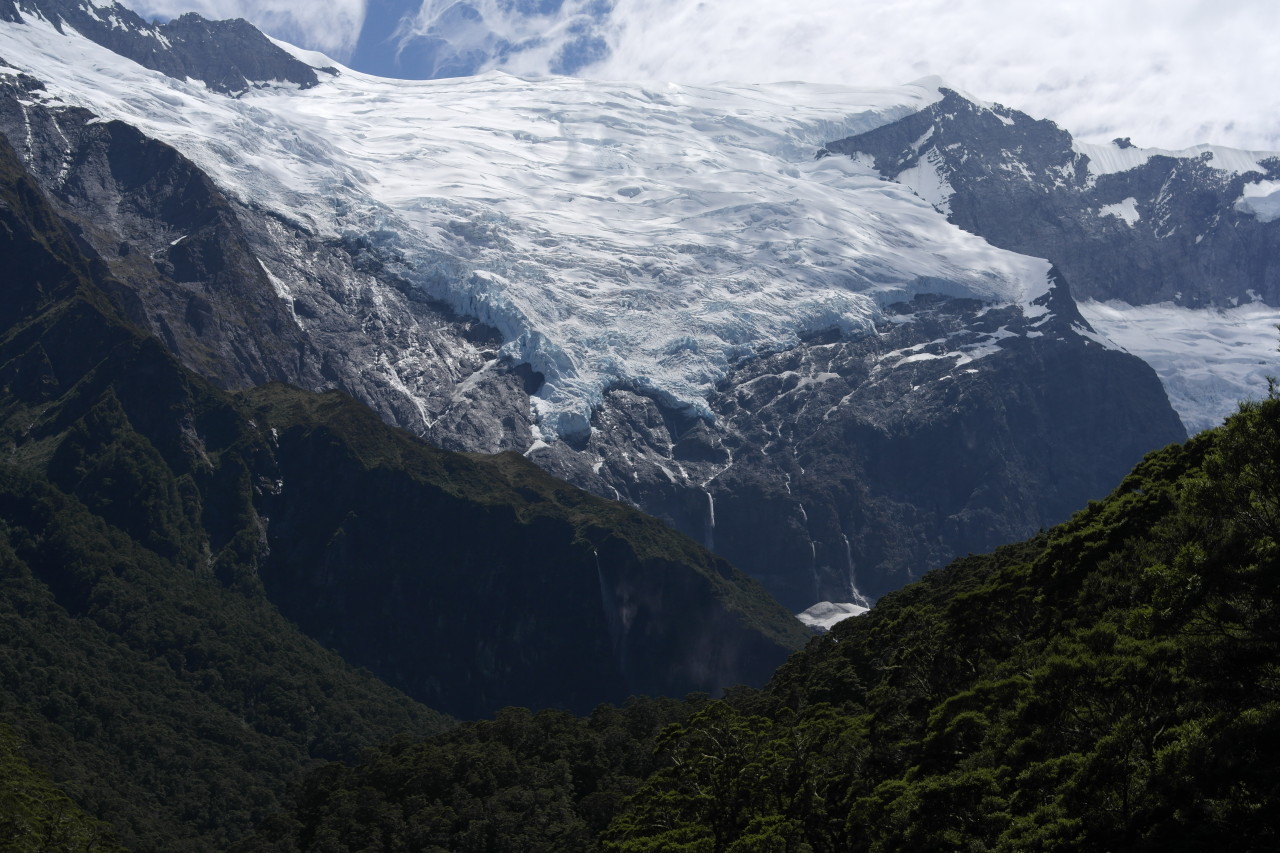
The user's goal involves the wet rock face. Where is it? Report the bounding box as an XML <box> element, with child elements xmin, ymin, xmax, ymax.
<box><xmin>529</xmin><ymin>286</ymin><xmax>1184</xmax><ymax>609</ymax></box>
<box><xmin>823</xmin><ymin>88</ymin><xmax>1280</xmax><ymax>308</ymax></box>
<box><xmin>248</xmin><ymin>388</ymin><xmax>803</xmax><ymax>719</ymax></box>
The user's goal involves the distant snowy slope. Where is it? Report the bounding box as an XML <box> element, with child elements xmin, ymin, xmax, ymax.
<box><xmin>0</xmin><ymin>10</ymin><xmax>1062</xmax><ymax>438</ymax></box>
<box><xmin>0</xmin><ymin>0</ymin><xmax>320</xmax><ymax>91</ymax></box>
<box><xmin>1078</xmin><ymin>301</ymin><xmax>1280</xmax><ymax>433</ymax></box>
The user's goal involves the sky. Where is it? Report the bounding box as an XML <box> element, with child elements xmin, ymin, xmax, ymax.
<box><xmin>125</xmin><ymin>0</ymin><xmax>1280</xmax><ymax>151</ymax></box>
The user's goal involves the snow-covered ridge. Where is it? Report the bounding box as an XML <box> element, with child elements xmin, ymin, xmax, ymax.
<box><xmin>1</xmin><ymin>12</ymin><xmax>1057</xmax><ymax>438</ymax></box>
<box><xmin>1074</xmin><ymin>139</ymin><xmax>1276</xmax><ymax>179</ymax></box>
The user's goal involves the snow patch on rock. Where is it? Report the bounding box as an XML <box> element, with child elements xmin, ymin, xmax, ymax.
<box><xmin>1235</xmin><ymin>180</ymin><xmax>1280</xmax><ymax>223</ymax></box>
<box><xmin>896</xmin><ymin>146</ymin><xmax>953</xmax><ymax>214</ymax></box>
<box><xmin>1099</xmin><ymin>197</ymin><xmax>1140</xmax><ymax>226</ymax></box>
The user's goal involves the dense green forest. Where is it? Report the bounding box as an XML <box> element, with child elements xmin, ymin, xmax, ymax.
<box><xmin>0</xmin><ymin>128</ymin><xmax>452</xmax><ymax>849</ymax></box>
<box><xmin>244</xmin><ymin>393</ymin><xmax>1280</xmax><ymax>851</ymax></box>
<box><xmin>0</xmin><ymin>722</ymin><xmax>125</xmax><ymax>852</ymax></box>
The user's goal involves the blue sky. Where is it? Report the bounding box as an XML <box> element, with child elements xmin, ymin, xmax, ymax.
<box><xmin>125</xmin><ymin>0</ymin><xmax>1280</xmax><ymax>150</ymax></box>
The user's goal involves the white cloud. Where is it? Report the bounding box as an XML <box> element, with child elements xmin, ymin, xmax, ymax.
<box><xmin>128</xmin><ymin>0</ymin><xmax>368</xmax><ymax>59</ymax></box>
<box><xmin>390</xmin><ymin>0</ymin><xmax>613</xmax><ymax>76</ymax></box>
<box><xmin>580</xmin><ymin>0</ymin><xmax>1280</xmax><ymax>151</ymax></box>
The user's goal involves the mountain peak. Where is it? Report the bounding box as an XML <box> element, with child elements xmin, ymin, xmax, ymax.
<box><xmin>4</xmin><ymin>0</ymin><xmax>319</xmax><ymax>93</ymax></box>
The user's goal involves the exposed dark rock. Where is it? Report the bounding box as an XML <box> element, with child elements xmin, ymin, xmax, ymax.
<box><xmin>0</xmin><ymin>78</ymin><xmax>525</xmax><ymax>443</ymax></box>
<box><xmin>824</xmin><ymin>88</ymin><xmax>1280</xmax><ymax>307</ymax></box>
<box><xmin>522</xmin><ymin>276</ymin><xmax>1183</xmax><ymax>608</ymax></box>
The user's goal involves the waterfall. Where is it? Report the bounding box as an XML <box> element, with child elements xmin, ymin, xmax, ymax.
<box><xmin>842</xmin><ymin>534</ymin><xmax>872</xmax><ymax>608</ymax></box>
<box><xmin>703</xmin><ymin>488</ymin><xmax>716</xmax><ymax>551</ymax></box>
<box><xmin>595</xmin><ymin>550</ymin><xmax>628</xmax><ymax>675</ymax></box>
<box><xmin>810</xmin><ymin>540</ymin><xmax>820</xmax><ymax>601</ymax></box>
<box><xmin>793</xmin><ymin>502</ymin><xmax>820</xmax><ymax>601</ymax></box>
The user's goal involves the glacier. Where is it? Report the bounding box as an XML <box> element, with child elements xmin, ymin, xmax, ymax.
<box><xmin>0</xmin><ymin>9</ymin><xmax>1059</xmax><ymax>439</ymax></box>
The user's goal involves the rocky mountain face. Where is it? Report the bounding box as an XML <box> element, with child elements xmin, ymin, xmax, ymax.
<box><xmin>545</xmin><ymin>283</ymin><xmax>1180</xmax><ymax>605</ymax></box>
<box><xmin>822</xmin><ymin>88</ymin><xmax>1280</xmax><ymax>308</ymax></box>
<box><xmin>0</xmin><ymin>3</ymin><xmax>1192</xmax><ymax>610</ymax></box>
<box><xmin>0</xmin><ymin>117</ymin><xmax>802</xmax><ymax>731</ymax></box>
<box><xmin>0</xmin><ymin>60</ymin><xmax>548</xmax><ymax>454</ymax></box>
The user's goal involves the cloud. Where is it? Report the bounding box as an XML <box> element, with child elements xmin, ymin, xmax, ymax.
<box><xmin>390</xmin><ymin>0</ymin><xmax>613</xmax><ymax>77</ymax></box>
<box><xmin>579</xmin><ymin>0</ymin><xmax>1280</xmax><ymax>150</ymax></box>
<box><xmin>127</xmin><ymin>0</ymin><xmax>368</xmax><ymax>59</ymax></box>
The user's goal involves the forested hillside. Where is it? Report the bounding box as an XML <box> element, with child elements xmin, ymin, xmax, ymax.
<box><xmin>0</xmin><ymin>723</ymin><xmax>124</xmax><ymax>852</ymax></box>
<box><xmin>0</xmin><ymin>122</ymin><xmax>451</xmax><ymax>850</ymax></box>
<box><xmin>247</xmin><ymin>392</ymin><xmax>1280</xmax><ymax>851</ymax></box>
